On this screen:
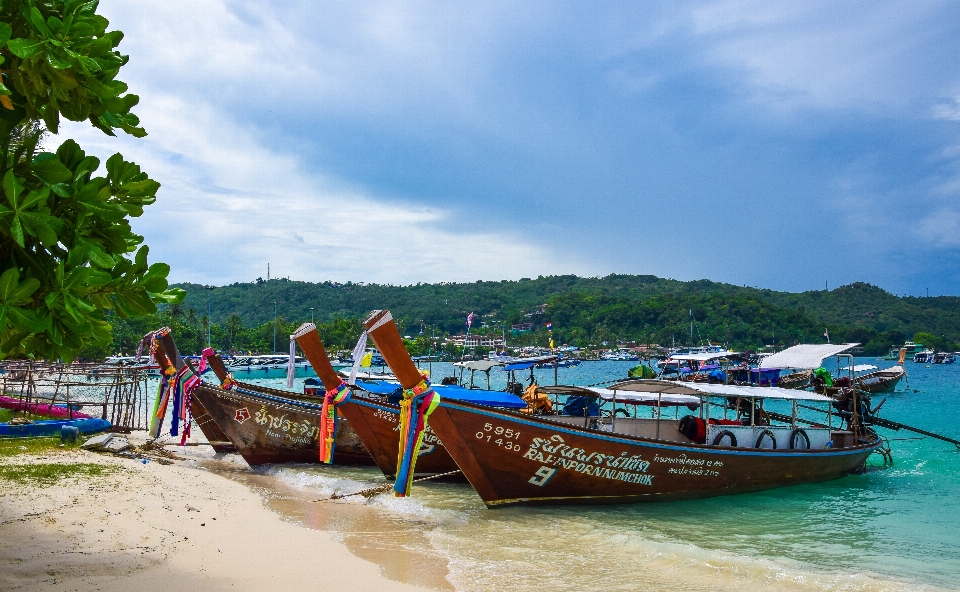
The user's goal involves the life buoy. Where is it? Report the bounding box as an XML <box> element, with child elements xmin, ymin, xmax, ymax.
<box><xmin>790</xmin><ymin>428</ymin><xmax>810</xmax><ymax>450</ymax></box>
<box><xmin>679</xmin><ymin>415</ymin><xmax>706</xmax><ymax>443</ymax></box>
<box><xmin>755</xmin><ymin>429</ymin><xmax>777</xmax><ymax>449</ymax></box>
<box><xmin>712</xmin><ymin>429</ymin><xmax>737</xmax><ymax>447</ymax></box>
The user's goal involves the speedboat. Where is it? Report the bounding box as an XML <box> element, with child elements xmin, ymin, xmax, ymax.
<box><xmin>226</xmin><ymin>355</ymin><xmax>313</xmax><ymax>378</ymax></box>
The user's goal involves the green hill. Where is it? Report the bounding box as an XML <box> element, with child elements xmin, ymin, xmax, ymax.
<box><xmin>119</xmin><ymin>275</ymin><xmax>958</xmax><ymax>356</ymax></box>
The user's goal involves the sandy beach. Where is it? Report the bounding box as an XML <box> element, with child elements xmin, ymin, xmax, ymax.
<box><xmin>0</xmin><ymin>439</ymin><xmax>431</xmax><ymax>592</ymax></box>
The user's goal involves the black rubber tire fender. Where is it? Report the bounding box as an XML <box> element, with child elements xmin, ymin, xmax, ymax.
<box><xmin>755</xmin><ymin>429</ymin><xmax>777</xmax><ymax>449</ymax></box>
<box><xmin>790</xmin><ymin>428</ymin><xmax>810</xmax><ymax>450</ymax></box>
<box><xmin>712</xmin><ymin>429</ymin><xmax>737</xmax><ymax>447</ymax></box>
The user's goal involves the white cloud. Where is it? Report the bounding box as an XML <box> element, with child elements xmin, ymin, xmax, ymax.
<box><xmin>59</xmin><ymin>92</ymin><xmax>584</xmax><ymax>285</ymax></box>
<box><xmin>41</xmin><ymin>0</ymin><xmax>602</xmax><ymax>286</ymax></box>
<box><xmin>687</xmin><ymin>1</ymin><xmax>953</xmax><ymax>116</ymax></box>
<box><xmin>50</xmin><ymin>0</ymin><xmax>960</xmax><ymax>295</ymax></box>
<box><xmin>932</xmin><ymin>97</ymin><xmax>960</xmax><ymax>121</ymax></box>
<box><xmin>916</xmin><ymin>208</ymin><xmax>960</xmax><ymax>248</ymax></box>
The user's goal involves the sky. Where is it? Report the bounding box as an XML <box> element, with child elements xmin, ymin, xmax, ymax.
<box><xmin>59</xmin><ymin>1</ymin><xmax>960</xmax><ymax>295</ymax></box>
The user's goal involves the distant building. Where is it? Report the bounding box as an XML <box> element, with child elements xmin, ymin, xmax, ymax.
<box><xmin>511</xmin><ymin>322</ymin><xmax>533</xmax><ymax>335</ymax></box>
<box><xmin>445</xmin><ymin>334</ymin><xmax>506</xmax><ymax>348</ymax></box>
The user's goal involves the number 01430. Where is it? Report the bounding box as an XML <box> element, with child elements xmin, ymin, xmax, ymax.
<box><xmin>475</xmin><ymin>422</ymin><xmax>522</xmax><ymax>451</ymax></box>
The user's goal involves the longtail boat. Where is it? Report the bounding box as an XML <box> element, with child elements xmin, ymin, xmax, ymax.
<box><xmin>153</xmin><ymin>330</ymin><xmax>236</xmax><ymax>453</ymax></box>
<box><xmin>182</xmin><ymin>328</ymin><xmax>373</xmax><ymax>466</ymax></box>
<box><xmin>363</xmin><ymin>309</ymin><xmax>885</xmax><ymax>507</ymax></box>
<box><xmin>855</xmin><ymin>365</ymin><xmax>906</xmax><ymax>394</ymax></box>
<box><xmin>189</xmin><ymin>382</ymin><xmax>373</xmax><ymax>465</ymax></box>
<box><xmin>853</xmin><ymin>347</ymin><xmax>907</xmax><ymax>394</ymax></box>
<box><xmin>293</xmin><ymin>323</ymin><xmax>524</xmax><ymax>478</ymax></box>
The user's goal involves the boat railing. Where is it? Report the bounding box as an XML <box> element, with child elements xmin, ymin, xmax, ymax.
<box><xmin>704</xmin><ymin>424</ymin><xmax>834</xmax><ymax>450</ymax></box>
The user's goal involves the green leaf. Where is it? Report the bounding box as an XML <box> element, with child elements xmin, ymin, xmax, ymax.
<box><xmin>0</xmin><ymin>268</ymin><xmax>44</xmax><ymax>333</ymax></box>
<box><xmin>8</xmin><ymin>217</ymin><xmax>24</xmax><ymax>246</ymax></box>
<box><xmin>0</xmin><ymin>23</ymin><xmax>12</xmax><ymax>47</ymax></box>
<box><xmin>150</xmin><ymin>287</ymin><xmax>185</xmax><ymax>304</ymax></box>
<box><xmin>29</xmin><ymin>7</ymin><xmax>52</xmax><ymax>36</ymax></box>
<box><xmin>3</xmin><ymin>169</ymin><xmax>22</xmax><ymax>202</ymax></box>
<box><xmin>7</xmin><ymin>38</ymin><xmax>43</xmax><ymax>58</ymax></box>
<box><xmin>32</xmin><ymin>157</ymin><xmax>72</xmax><ymax>183</ymax></box>
<box><xmin>46</xmin><ymin>50</ymin><xmax>72</xmax><ymax>70</ymax></box>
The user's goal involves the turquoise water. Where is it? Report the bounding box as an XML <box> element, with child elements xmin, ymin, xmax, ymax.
<box><xmin>223</xmin><ymin>360</ymin><xmax>960</xmax><ymax>591</ymax></box>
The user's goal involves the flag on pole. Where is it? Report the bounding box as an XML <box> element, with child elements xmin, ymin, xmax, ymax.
<box><xmin>466</xmin><ymin>312</ymin><xmax>475</xmax><ymax>329</ymax></box>
<box><xmin>546</xmin><ymin>322</ymin><xmax>553</xmax><ymax>331</ymax></box>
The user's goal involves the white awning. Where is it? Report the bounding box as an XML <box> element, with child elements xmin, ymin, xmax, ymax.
<box><xmin>453</xmin><ymin>360</ymin><xmax>504</xmax><ymax>371</ymax></box>
<box><xmin>665</xmin><ymin>351</ymin><xmax>740</xmax><ymax>362</ymax></box>
<box><xmin>760</xmin><ymin>343</ymin><xmax>859</xmax><ymax>370</ymax></box>
<box><xmin>839</xmin><ymin>364</ymin><xmax>878</xmax><ymax>373</ymax></box>
<box><xmin>608</xmin><ymin>379</ymin><xmax>703</xmax><ymax>395</ymax></box>
<box><xmin>606</xmin><ymin>379</ymin><xmax>832</xmax><ymax>402</ymax></box>
<box><xmin>594</xmin><ymin>388</ymin><xmax>701</xmax><ymax>407</ymax></box>
<box><xmin>678</xmin><ymin>381</ymin><xmax>834</xmax><ymax>402</ymax></box>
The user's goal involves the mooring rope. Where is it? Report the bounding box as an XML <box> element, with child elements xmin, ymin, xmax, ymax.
<box><xmin>312</xmin><ymin>469</ymin><xmax>462</xmax><ymax>502</ymax></box>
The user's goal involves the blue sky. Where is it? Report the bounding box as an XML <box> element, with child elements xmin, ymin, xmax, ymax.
<box><xmin>61</xmin><ymin>1</ymin><xmax>960</xmax><ymax>295</ymax></box>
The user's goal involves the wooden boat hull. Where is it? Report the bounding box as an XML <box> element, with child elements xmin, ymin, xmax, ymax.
<box><xmin>190</xmin><ymin>396</ymin><xmax>237</xmax><ymax>453</ymax></box>
<box><xmin>428</xmin><ymin>400</ymin><xmax>882</xmax><ymax>507</ymax></box>
<box><xmin>856</xmin><ymin>370</ymin><xmax>905</xmax><ymax>394</ymax></box>
<box><xmin>191</xmin><ymin>385</ymin><xmax>373</xmax><ymax>466</ymax></box>
<box><xmin>338</xmin><ymin>397</ymin><xmax>460</xmax><ymax>478</ymax></box>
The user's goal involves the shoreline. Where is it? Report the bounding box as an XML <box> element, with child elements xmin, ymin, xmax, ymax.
<box><xmin>0</xmin><ymin>437</ymin><xmax>435</xmax><ymax>592</ymax></box>
<box><xmin>1</xmin><ymin>429</ymin><xmax>951</xmax><ymax>592</ymax></box>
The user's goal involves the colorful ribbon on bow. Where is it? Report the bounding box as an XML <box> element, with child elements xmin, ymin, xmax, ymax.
<box><xmin>394</xmin><ymin>378</ymin><xmax>441</xmax><ymax>497</ymax></box>
<box><xmin>154</xmin><ymin>363</ymin><xmax>202</xmax><ymax>444</ymax></box>
<box><xmin>318</xmin><ymin>381</ymin><xmax>352</xmax><ymax>464</ymax></box>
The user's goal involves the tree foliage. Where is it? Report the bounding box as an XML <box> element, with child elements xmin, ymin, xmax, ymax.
<box><xmin>162</xmin><ymin>275</ymin><xmax>960</xmax><ymax>354</ymax></box>
<box><xmin>0</xmin><ymin>0</ymin><xmax>182</xmax><ymax>361</ymax></box>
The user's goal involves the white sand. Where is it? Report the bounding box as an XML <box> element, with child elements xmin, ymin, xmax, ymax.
<box><xmin>0</xmin><ymin>446</ymin><xmax>433</xmax><ymax>592</ymax></box>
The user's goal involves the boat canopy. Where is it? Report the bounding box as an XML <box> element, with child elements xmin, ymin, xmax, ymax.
<box><xmin>760</xmin><ymin>343</ymin><xmax>859</xmax><ymax>369</ymax></box>
<box><xmin>608</xmin><ymin>379</ymin><xmax>833</xmax><ymax>402</ymax></box>
<box><xmin>432</xmin><ymin>385</ymin><xmax>527</xmax><ymax>408</ymax></box>
<box><xmin>678</xmin><ymin>381</ymin><xmax>834</xmax><ymax>402</ymax></box>
<box><xmin>537</xmin><ymin>385</ymin><xmax>600</xmax><ymax>397</ymax></box>
<box><xmin>593</xmin><ymin>388</ymin><xmax>701</xmax><ymax>407</ymax></box>
<box><xmin>607</xmin><ymin>380</ymin><xmax>703</xmax><ymax>396</ymax></box>
<box><xmin>496</xmin><ymin>355</ymin><xmax>558</xmax><ymax>371</ymax></box>
<box><xmin>534</xmin><ymin>384</ymin><xmax>700</xmax><ymax>407</ymax></box>
<box><xmin>453</xmin><ymin>360</ymin><xmax>504</xmax><ymax>372</ymax></box>
<box><xmin>665</xmin><ymin>351</ymin><xmax>740</xmax><ymax>362</ymax></box>
<box><xmin>839</xmin><ymin>364</ymin><xmax>878</xmax><ymax>373</ymax></box>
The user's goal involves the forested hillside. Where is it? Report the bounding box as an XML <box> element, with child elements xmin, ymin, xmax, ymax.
<box><xmin>90</xmin><ymin>274</ymin><xmax>957</xmax><ymax>357</ymax></box>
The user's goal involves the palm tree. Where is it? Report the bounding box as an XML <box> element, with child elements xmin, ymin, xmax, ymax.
<box><xmin>224</xmin><ymin>314</ymin><xmax>243</xmax><ymax>352</ymax></box>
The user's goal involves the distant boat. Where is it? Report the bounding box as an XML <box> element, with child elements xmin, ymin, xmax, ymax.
<box><xmin>600</xmin><ymin>351</ymin><xmax>640</xmax><ymax>361</ymax></box>
<box><xmin>913</xmin><ymin>350</ymin><xmax>935</xmax><ymax>363</ymax></box>
<box><xmin>883</xmin><ymin>341</ymin><xmax>923</xmax><ymax>361</ymax></box>
<box><xmin>101</xmin><ymin>355</ymin><xmax>160</xmax><ymax>376</ymax></box>
<box><xmin>226</xmin><ymin>354</ymin><xmax>313</xmax><ymax>378</ymax></box>
<box><xmin>931</xmin><ymin>352</ymin><xmax>956</xmax><ymax>364</ymax></box>
<box><xmin>855</xmin><ymin>365</ymin><xmax>906</xmax><ymax>393</ymax></box>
